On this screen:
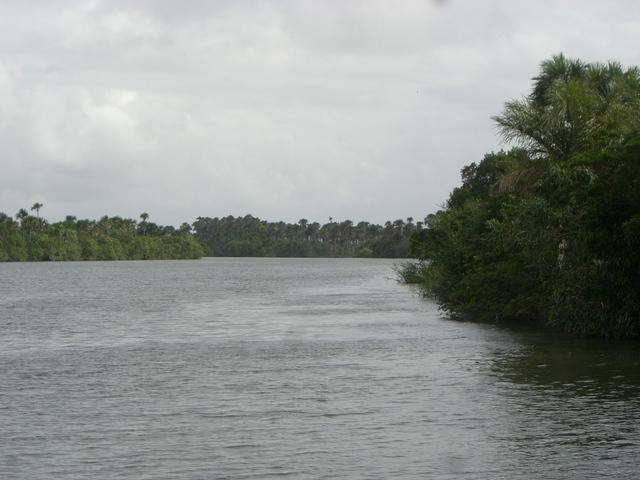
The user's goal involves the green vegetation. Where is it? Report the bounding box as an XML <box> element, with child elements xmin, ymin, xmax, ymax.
<box><xmin>405</xmin><ymin>54</ymin><xmax>640</xmax><ymax>338</ymax></box>
<box><xmin>0</xmin><ymin>209</ymin><xmax>204</xmax><ymax>261</ymax></box>
<box><xmin>0</xmin><ymin>208</ymin><xmax>417</xmax><ymax>261</ymax></box>
<box><xmin>192</xmin><ymin>215</ymin><xmax>417</xmax><ymax>257</ymax></box>
<box><xmin>394</xmin><ymin>261</ymin><xmax>428</xmax><ymax>284</ymax></box>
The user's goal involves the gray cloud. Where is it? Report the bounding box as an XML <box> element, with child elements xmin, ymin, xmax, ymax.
<box><xmin>1</xmin><ymin>0</ymin><xmax>639</xmax><ymax>225</ymax></box>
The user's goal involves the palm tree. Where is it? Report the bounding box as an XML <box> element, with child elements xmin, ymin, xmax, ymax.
<box><xmin>492</xmin><ymin>54</ymin><xmax>640</xmax><ymax>194</ymax></box>
<box><xmin>493</xmin><ymin>53</ymin><xmax>640</xmax><ymax>163</ymax></box>
<box><xmin>16</xmin><ymin>208</ymin><xmax>28</xmax><ymax>224</ymax></box>
<box><xmin>530</xmin><ymin>53</ymin><xmax>586</xmax><ymax>108</ymax></box>
<box><xmin>140</xmin><ymin>212</ymin><xmax>149</xmax><ymax>236</ymax></box>
<box><xmin>31</xmin><ymin>202</ymin><xmax>43</xmax><ymax>218</ymax></box>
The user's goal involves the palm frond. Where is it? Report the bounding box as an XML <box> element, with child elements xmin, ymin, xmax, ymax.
<box><xmin>491</xmin><ymin>165</ymin><xmax>546</xmax><ymax>195</ymax></box>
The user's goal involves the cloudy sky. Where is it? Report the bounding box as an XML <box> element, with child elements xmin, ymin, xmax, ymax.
<box><xmin>1</xmin><ymin>0</ymin><xmax>639</xmax><ymax>226</ymax></box>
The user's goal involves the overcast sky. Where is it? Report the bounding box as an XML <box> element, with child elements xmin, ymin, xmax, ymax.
<box><xmin>1</xmin><ymin>0</ymin><xmax>639</xmax><ymax>226</ymax></box>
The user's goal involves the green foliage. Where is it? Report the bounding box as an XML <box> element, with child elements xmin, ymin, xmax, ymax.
<box><xmin>447</xmin><ymin>149</ymin><xmax>528</xmax><ymax>207</ymax></box>
<box><xmin>0</xmin><ymin>212</ymin><xmax>205</xmax><ymax>262</ymax></box>
<box><xmin>395</xmin><ymin>261</ymin><xmax>428</xmax><ymax>284</ymax></box>
<box><xmin>192</xmin><ymin>215</ymin><xmax>415</xmax><ymax>258</ymax></box>
<box><xmin>1</xmin><ymin>210</ymin><xmax>412</xmax><ymax>261</ymax></box>
<box><xmin>493</xmin><ymin>53</ymin><xmax>640</xmax><ymax>161</ymax></box>
<box><xmin>409</xmin><ymin>54</ymin><xmax>640</xmax><ymax>338</ymax></box>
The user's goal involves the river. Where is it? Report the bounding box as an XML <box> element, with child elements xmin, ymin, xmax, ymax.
<box><xmin>1</xmin><ymin>258</ymin><xmax>639</xmax><ymax>478</ymax></box>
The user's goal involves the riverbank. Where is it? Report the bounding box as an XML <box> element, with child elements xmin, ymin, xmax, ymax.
<box><xmin>403</xmin><ymin>55</ymin><xmax>640</xmax><ymax>339</ymax></box>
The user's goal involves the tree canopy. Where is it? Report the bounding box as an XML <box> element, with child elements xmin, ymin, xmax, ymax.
<box><xmin>408</xmin><ymin>54</ymin><xmax>640</xmax><ymax>338</ymax></box>
<box><xmin>0</xmin><ymin>211</ymin><xmax>417</xmax><ymax>261</ymax></box>
<box><xmin>192</xmin><ymin>215</ymin><xmax>417</xmax><ymax>258</ymax></box>
<box><xmin>0</xmin><ymin>212</ymin><xmax>204</xmax><ymax>261</ymax></box>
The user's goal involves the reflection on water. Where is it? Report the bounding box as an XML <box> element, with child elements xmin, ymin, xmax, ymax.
<box><xmin>1</xmin><ymin>258</ymin><xmax>639</xmax><ymax>479</ymax></box>
<box><xmin>495</xmin><ymin>331</ymin><xmax>640</xmax><ymax>399</ymax></box>
<box><xmin>488</xmin><ymin>330</ymin><xmax>640</xmax><ymax>477</ymax></box>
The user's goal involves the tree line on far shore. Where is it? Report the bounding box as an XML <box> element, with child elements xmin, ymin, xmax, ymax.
<box><xmin>0</xmin><ymin>208</ymin><xmax>204</xmax><ymax>261</ymax></box>
<box><xmin>0</xmin><ymin>206</ymin><xmax>419</xmax><ymax>261</ymax></box>
<box><xmin>192</xmin><ymin>215</ymin><xmax>418</xmax><ymax>258</ymax></box>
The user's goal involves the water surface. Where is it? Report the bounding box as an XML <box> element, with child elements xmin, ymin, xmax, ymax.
<box><xmin>1</xmin><ymin>258</ymin><xmax>639</xmax><ymax>478</ymax></box>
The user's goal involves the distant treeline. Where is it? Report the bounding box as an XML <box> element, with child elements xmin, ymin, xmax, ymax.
<box><xmin>403</xmin><ymin>54</ymin><xmax>640</xmax><ymax>338</ymax></box>
<box><xmin>192</xmin><ymin>215</ymin><xmax>419</xmax><ymax>257</ymax></box>
<box><xmin>0</xmin><ymin>207</ymin><xmax>419</xmax><ymax>261</ymax></box>
<box><xmin>0</xmin><ymin>209</ymin><xmax>204</xmax><ymax>261</ymax></box>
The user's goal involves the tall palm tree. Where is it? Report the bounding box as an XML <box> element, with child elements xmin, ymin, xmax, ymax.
<box><xmin>140</xmin><ymin>212</ymin><xmax>149</xmax><ymax>236</ymax></box>
<box><xmin>31</xmin><ymin>202</ymin><xmax>43</xmax><ymax>218</ymax></box>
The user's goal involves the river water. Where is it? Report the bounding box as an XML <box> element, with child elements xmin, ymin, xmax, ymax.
<box><xmin>1</xmin><ymin>258</ymin><xmax>639</xmax><ymax>479</ymax></box>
